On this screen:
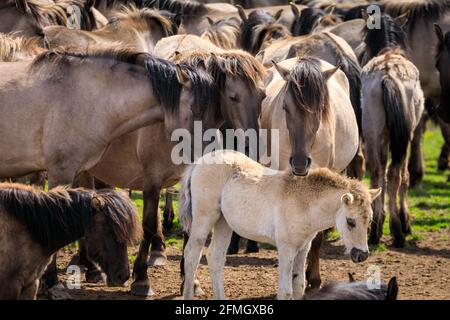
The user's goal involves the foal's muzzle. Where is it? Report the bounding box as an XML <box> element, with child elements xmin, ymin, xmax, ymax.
<box><xmin>350</xmin><ymin>248</ymin><xmax>369</xmax><ymax>263</ymax></box>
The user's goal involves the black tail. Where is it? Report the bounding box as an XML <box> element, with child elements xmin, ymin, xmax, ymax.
<box><xmin>381</xmin><ymin>77</ymin><xmax>411</xmax><ymax>164</ymax></box>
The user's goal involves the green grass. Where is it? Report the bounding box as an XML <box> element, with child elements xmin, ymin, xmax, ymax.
<box><xmin>128</xmin><ymin>126</ymin><xmax>449</xmax><ymax>247</ymax></box>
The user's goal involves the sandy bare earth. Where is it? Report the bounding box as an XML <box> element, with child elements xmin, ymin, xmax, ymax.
<box><xmin>53</xmin><ymin>230</ymin><xmax>449</xmax><ymax>300</ymax></box>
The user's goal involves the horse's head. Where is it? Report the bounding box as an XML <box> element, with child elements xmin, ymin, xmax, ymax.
<box><xmin>434</xmin><ymin>24</ymin><xmax>450</xmax><ymax>122</ymax></box>
<box><xmin>336</xmin><ymin>187</ymin><xmax>381</xmax><ymax>263</ymax></box>
<box><xmin>84</xmin><ymin>190</ymin><xmax>142</xmax><ymax>287</ymax></box>
<box><xmin>272</xmin><ymin>58</ymin><xmax>339</xmax><ymax>176</ymax></box>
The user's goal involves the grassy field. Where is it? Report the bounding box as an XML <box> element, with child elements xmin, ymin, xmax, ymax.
<box><xmin>130</xmin><ymin>125</ymin><xmax>450</xmax><ymax>249</ymax></box>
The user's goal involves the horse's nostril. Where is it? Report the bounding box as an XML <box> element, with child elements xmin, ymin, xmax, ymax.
<box><xmin>306</xmin><ymin>157</ymin><xmax>312</xmax><ymax>168</ymax></box>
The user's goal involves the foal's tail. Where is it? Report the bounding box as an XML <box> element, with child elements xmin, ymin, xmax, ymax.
<box><xmin>381</xmin><ymin>76</ymin><xmax>411</xmax><ymax>164</ymax></box>
<box><xmin>179</xmin><ymin>164</ymin><xmax>196</xmax><ymax>234</ymax></box>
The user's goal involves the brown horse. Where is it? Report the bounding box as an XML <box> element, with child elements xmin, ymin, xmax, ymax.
<box><xmin>0</xmin><ymin>0</ymin><xmax>98</xmax><ymax>37</ymax></box>
<box><xmin>44</xmin><ymin>6</ymin><xmax>174</xmax><ymax>52</ymax></box>
<box><xmin>86</xmin><ymin>49</ymin><xmax>266</xmax><ymax>296</ymax></box>
<box><xmin>0</xmin><ymin>183</ymin><xmax>142</xmax><ymax>299</ymax></box>
<box><xmin>361</xmin><ymin>14</ymin><xmax>424</xmax><ymax>247</ymax></box>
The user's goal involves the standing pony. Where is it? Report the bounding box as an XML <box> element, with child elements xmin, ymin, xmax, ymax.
<box><xmin>361</xmin><ymin>14</ymin><xmax>424</xmax><ymax>247</ymax></box>
<box><xmin>0</xmin><ymin>183</ymin><xmax>142</xmax><ymax>299</ymax></box>
<box><xmin>179</xmin><ymin>150</ymin><xmax>380</xmax><ymax>300</ymax></box>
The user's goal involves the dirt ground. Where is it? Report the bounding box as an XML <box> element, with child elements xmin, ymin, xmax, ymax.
<box><xmin>54</xmin><ymin>230</ymin><xmax>449</xmax><ymax>300</ymax></box>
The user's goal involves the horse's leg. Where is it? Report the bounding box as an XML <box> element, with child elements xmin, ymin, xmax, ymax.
<box><xmin>19</xmin><ymin>279</ymin><xmax>39</xmax><ymax>300</ymax></box>
<box><xmin>408</xmin><ymin>114</ymin><xmax>426</xmax><ymax>188</ymax></box>
<box><xmin>438</xmin><ymin>142</ymin><xmax>449</xmax><ymax>171</ymax></box>
<box><xmin>346</xmin><ymin>141</ymin><xmax>366</xmax><ymax>180</ymax></box>
<box><xmin>277</xmin><ymin>245</ymin><xmax>296</xmax><ymax>300</ymax></box>
<box><xmin>227</xmin><ymin>232</ymin><xmax>241</xmax><ymax>255</ymax></box>
<box><xmin>30</xmin><ymin>171</ymin><xmax>46</xmax><ymax>189</ymax></box>
<box><xmin>387</xmin><ymin>161</ymin><xmax>405</xmax><ymax>247</ymax></box>
<box><xmin>399</xmin><ymin>160</ymin><xmax>412</xmax><ymax>235</ymax></box>
<box><xmin>131</xmin><ymin>185</ymin><xmax>162</xmax><ymax>296</ymax></box>
<box><xmin>162</xmin><ymin>189</ymin><xmax>175</xmax><ymax>234</ymax></box>
<box><xmin>305</xmin><ymin>232</ymin><xmax>323</xmax><ymax>290</ymax></box>
<box><xmin>438</xmin><ymin>119</ymin><xmax>450</xmax><ymax>177</ymax></box>
<box><xmin>245</xmin><ymin>239</ymin><xmax>259</xmax><ymax>253</ymax></box>
<box><xmin>293</xmin><ymin>242</ymin><xmax>311</xmax><ymax>300</ymax></box>
<box><xmin>183</xmin><ymin>215</ymin><xmax>218</xmax><ymax>300</ymax></box>
<box><xmin>207</xmin><ymin>217</ymin><xmax>233</xmax><ymax>300</ymax></box>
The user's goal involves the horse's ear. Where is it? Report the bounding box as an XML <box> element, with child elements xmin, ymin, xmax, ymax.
<box><xmin>174</xmin><ymin>14</ymin><xmax>183</xmax><ymax>27</ymax></box>
<box><xmin>341</xmin><ymin>193</ymin><xmax>354</xmax><ymax>206</ymax></box>
<box><xmin>386</xmin><ymin>277</ymin><xmax>398</xmax><ymax>300</ymax></box>
<box><xmin>273</xmin><ymin>9</ymin><xmax>283</xmax><ymax>22</ymax></box>
<box><xmin>85</xmin><ymin>0</ymin><xmax>95</xmax><ymax>9</ymax></box>
<box><xmin>434</xmin><ymin>24</ymin><xmax>445</xmax><ymax>45</ymax></box>
<box><xmin>361</xmin><ymin>9</ymin><xmax>369</xmax><ymax>21</ymax></box>
<box><xmin>173</xmin><ymin>50</ymin><xmax>182</xmax><ymax>61</ymax></box>
<box><xmin>175</xmin><ymin>64</ymin><xmax>191</xmax><ymax>89</ymax></box>
<box><xmin>92</xmin><ymin>196</ymin><xmax>106</xmax><ymax>211</ymax></box>
<box><xmin>272</xmin><ymin>60</ymin><xmax>290</xmax><ymax>81</ymax></box>
<box><xmin>348</xmin><ymin>272</ymin><xmax>356</xmax><ymax>282</ymax></box>
<box><xmin>290</xmin><ymin>3</ymin><xmax>300</xmax><ymax>18</ymax></box>
<box><xmin>206</xmin><ymin>17</ymin><xmax>214</xmax><ymax>26</ymax></box>
<box><xmin>324</xmin><ymin>4</ymin><xmax>336</xmax><ymax>15</ymax></box>
<box><xmin>323</xmin><ymin>65</ymin><xmax>340</xmax><ymax>80</ymax></box>
<box><xmin>369</xmin><ymin>188</ymin><xmax>382</xmax><ymax>201</ymax></box>
<box><xmin>236</xmin><ymin>5</ymin><xmax>248</xmax><ymax>23</ymax></box>
<box><xmin>395</xmin><ymin>11</ymin><xmax>410</xmax><ymax>28</ymax></box>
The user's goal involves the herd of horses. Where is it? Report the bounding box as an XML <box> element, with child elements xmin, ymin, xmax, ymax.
<box><xmin>0</xmin><ymin>0</ymin><xmax>448</xmax><ymax>300</ymax></box>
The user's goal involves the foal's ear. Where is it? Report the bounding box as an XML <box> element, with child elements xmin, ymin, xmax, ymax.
<box><xmin>434</xmin><ymin>24</ymin><xmax>445</xmax><ymax>45</ymax></box>
<box><xmin>369</xmin><ymin>188</ymin><xmax>382</xmax><ymax>201</ymax></box>
<box><xmin>175</xmin><ymin>64</ymin><xmax>192</xmax><ymax>89</ymax></box>
<box><xmin>272</xmin><ymin>60</ymin><xmax>290</xmax><ymax>81</ymax></box>
<box><xmin>236</xmin><ymin>5</ymin><xmax>248</xmax><ymax>23</ymax></box>
<box><xmin>341</xmin><ymin>193</ymin><xmax>354</xmax><ymax>206</ymax></box>
<box><xmin>323</xmin><ymin>65</ymin><xmax>340</xmax><ymax>80</ymax></box>
<box><xmin>386</xmin><ymin>277</ymin><xmax>399</xmax><ymax>300</ymax></box>
<box><xmin>92</xmin><ymin>196</ymin><xmax>106</xmax><ymax>211</ymax></box>
<box><xmin>290</xmin><ymin>3</ymin><xmax>300</xmax><ymax>18</ymax></box>
<box><xmin>206</xmin><ymin>17</ymin><xmax>214</xmax><ymax>26</ymax></box>
<box><xmin>273</xmin><ymin>9</ymin><xmax>284</xmax><ymax>22</ymax></box>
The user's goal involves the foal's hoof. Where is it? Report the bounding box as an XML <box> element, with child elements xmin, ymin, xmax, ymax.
<box><xmin>148</xmin><ymin>251</ymin><xmax>167</xmax><ymax>267</ymax></box>
<box><xmin>47</xmin><ymin>283</ymin><xmax>73</xmax><ymax>300</ymax></box>
<box><xmin>131</xmin><ymin>280</ymin><xmax>155</xmax><ymax>297</ymax></box>
<box><xmin>85</xmin><ymin>269</ymin><xmax>104</xmax><ymax>283</ymax></box>
<box><xmin>194</xmin><ymin>279</ymin><xmax>205</xmax><ymax>297</ymax></box>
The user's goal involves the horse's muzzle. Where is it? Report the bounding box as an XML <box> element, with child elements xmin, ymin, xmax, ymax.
<box><xmin>290</xmin><ymin>156</ymin><xmax>311</xmax><ymax>176</ymax></box>
<box><xmin>350</xmin><ymin>248</ymin><xmax>369</xmax><ymax>263</ymax></box>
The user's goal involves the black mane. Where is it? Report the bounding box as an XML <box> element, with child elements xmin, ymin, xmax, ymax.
<box><xmin>291</xmin><ymin>7</ymin><xmax>324</xmax><ymax>36</ymax></box>
<box><xmin>0</xmin><ymin>185</ymin><xmax>94</xmax><ymax>252</ymax></box>
<box><xmin>240</xmin><ymin>9</ymin><xmax>276</xmax><ymax>54</ymax></box>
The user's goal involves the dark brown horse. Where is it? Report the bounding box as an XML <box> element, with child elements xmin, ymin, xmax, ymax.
<box><xmin>0</xmin><ymin>183</ymin><xmax>142</xmax><ymax>299</ymax></box>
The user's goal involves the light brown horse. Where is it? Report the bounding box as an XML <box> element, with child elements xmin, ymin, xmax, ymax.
<box><xmin>44</xmin><ymin>6</ymin><xmax>174</xmax><ymax>52</ymax></box>
<box><xmin>360</xmin><ymin>14</ymin><xmax>424</xmax><ymax>247</ymax></box>
<box><xmin>0</xmin><ymin>183</ymin><xmax>142</xmax><ymax>299</ymax></box>
<box><xmin>261</xmin><ymin>56</ymin><xmax>359</xmax><ymax>290</ymax></box>
<box><xmin>86</xmin><ymin>48</ymin><xmax>266</xmax><ymax>296</ymax></box>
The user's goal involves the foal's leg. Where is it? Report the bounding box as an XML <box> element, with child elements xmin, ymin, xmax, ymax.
<box><xmin>183</xmin><ymin>214</ymin><xmax>219</xmax><ymax>300</ymax></box>
<box><xmin>387</xmin><ymin>162</ymin><xmax>405</xmax><ymax>247</ymax></box>
<box><xmin>293</xmin><ymin>242</ymin><xmax>311</xmax><ymax>299</ymax></box>
<box><xmin>277</xmin><ymin>245</ymin><xmax>296</xmax><ymax>300</ymax></box>
<box><xmin>305</xmin><ymin>232</ymin><xmax>323</xmax><ymax>290</ymax></box>
<box><xmin>399</xmin><ymin>160</ymin><xmax>412</xmax><ymax>235</ymax></box>
<box><xmin>207</xmin><ymin>217</ymin><xmax>233</xmax><ymax>300</ymax></box>
<box><xmin>131</xmin><ymin>184</ymin><xmax>163</xmax><ymax>296</ymax></box>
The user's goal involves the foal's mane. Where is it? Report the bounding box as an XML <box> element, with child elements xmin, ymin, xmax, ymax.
<box><xmin>383</xmin><ymin>0</ymin><xmax>450</xmax><ymax>32</ymax></box>
<box><xmin>177</xmin><ymin>50</ymin><xmax>266</xmax><ymax>89</ymax></box>
<box><xmin>30</xmin><ymin>45</ymin><xmax>217</xmax><ymax>116</ymax></box>
<box><xmin>361</xmin><ymin>14</ymin><xmax>408</xmax><ymax>63</ymax></box>
<box><xmin>110</xmin><ymin>5</ymin><xmax>173</xmax><ymax>37</ymax></box>
<box><xmin>0</xmin><ymin>33</ymin><xmax>43</xmax><ymax>61</ymax></box>
<box><xmin>285</xmin><ymin>56</ymin><xmax>330</xmax><ymax>118</ymax></box>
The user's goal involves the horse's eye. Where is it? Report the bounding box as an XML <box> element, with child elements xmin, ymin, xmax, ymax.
<box><xmin>229</xmin><ymin>95</ymin><xmax>239</xmax><ymax>103</ymax></box>
<box><xmin>347</xmin><ymin>218</ymin><xmax>356</xmax><ymax>229</ymax></box>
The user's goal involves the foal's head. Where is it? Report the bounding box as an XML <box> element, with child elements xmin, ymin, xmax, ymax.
<box><xmin>336</xmin><ymin>185</ymin><xmax>381</xmax><ymax>263</ymax></box>
<box><xmin>85</xmin><ymin>189</ymin><xmax>142</xmax><ymax>286</ymax></box>
<box><xmin>434</xmin><ymin>24</ymin><xmax>450</xmax><ymax>122</ymax></box>
<box><xmin>272</xmin><ymin>57</ymin><xmax>338</xmax><ymax>176</ymax></box>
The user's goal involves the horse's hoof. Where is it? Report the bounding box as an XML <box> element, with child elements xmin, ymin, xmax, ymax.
<box><xmin>47</xmin><ymin>283</ymin><xmax>73</xmax><ymax>300</ymax></box>
<box><xmin>392</xmin><ymin>236</ymin><xmax>406</xmax><ymax>248</ymax></box>
<box><xmin>131</xmin><ymin>280</ymin><xmax>155</xmax><ymax>297</ymax></box>
<box><xmin>85</xmin><ymin>269</ymin><xmax>104</xmax><ymax>283</ymax></box>
<box><xmin>307</xmin><ymin>278</ymin><xmax>321</xmax><ymax>290</ymax></box>
<box><xmin>194</xmin><ymin>279</ymin><xmax>205</xmax><ymax>297</ymax></box>
<box><xmin>148</xmin><ymin>251</ymin><xmax>167</xmax><ymax>267</ymax></box>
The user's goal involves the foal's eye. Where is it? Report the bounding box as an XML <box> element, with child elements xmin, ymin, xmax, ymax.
<box><xmin>229</xmin><ymin>95</ymin><xmax>239</xmax><ymax>102</ymax></box>
<box><xmin>347</xmin><ymin>218</ymin><xmax>356</xmax><ymax>229</ymax></box>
